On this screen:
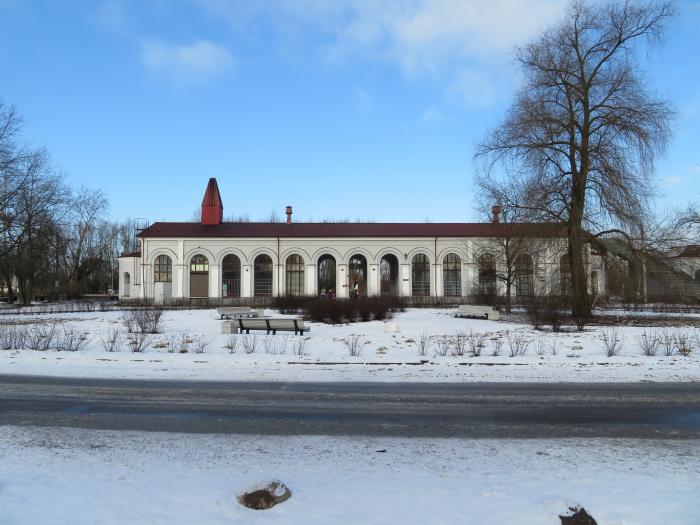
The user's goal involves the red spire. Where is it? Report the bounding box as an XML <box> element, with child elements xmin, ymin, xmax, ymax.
<box><xmin>201</xmin><ymin>178</ymin><xmax>223</xmax><ymax>225</ymax></box>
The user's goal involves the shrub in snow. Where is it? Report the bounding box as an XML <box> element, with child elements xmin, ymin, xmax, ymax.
<box><xmin>417</xmin><ymin>332</ymin><xmax>431</xmax><ymax>357</ymax></box>
<box><xmin>263</xmin><ymin>335</ymin><xmax>288</xmax><ymax>355</ymax></box>
<box><xmin>465</xmin><ymin>331</ymin><xmax>486</xmax><ymax>357</ymax></box>
<box><xmin>548</xmin><ymin>339</ymin><xmax>560</xmax><ymax>356</ymax></box>
<box><xmin>193</xmin><ymin>336</ymin><xmax>211</xmax><ymax>354</ymax></box>
<box><xmin>343</xmin><ymin>334</ymin><xmax>364</xmax><ymax>357</ymax></box>
<box><xmin>490</xmin><ymin>337</ymin><xmax>503</xmax><ymax>356</ymax></box>
<box><xmin>291</xmin><ymin>337</ymin><xmax>308</xmax><ymax>356</ymax></box>
<box><xmin>637</xmin><ymin>330</ymin><xmax>659</xmax><ymax>356</ymax></box>
<box><xmin>99</xmin><ymin>327</ymin><xmax>122</xmax><ymax>353</ymax></box>
<box><xmin>242</xmin><ymin>335</ymin><xmax>258</xmax><ymax>354</ymax></box>
<box><xmin>127</xmin><ymin>332</ymin><xmax>151</xmax><ymax>353</ymax></box>
<box><xmin>534</xmin><ymin>337</ymin><xmax>546</xmax><ymax>356</ymax></box>
<box><xmin>0</xmin><ymin>324</ymin><xmax>27</xmax><ymax>350</ymax></box>
<box><xmin>434</xmin><ymin>335</ymin><xmax>450</xmax><ymax>357</ymax></box>
<box><xmin>54</xmin><ymin>326</ymin><xmax>91</xmax><ymax>352</ymax></box>
<box><xmin>121</xmin><ymin>308</ymin><xmax>164</xmax><ymax>335</ymax></box>
<box><xmin>506</xmin><ymin>332</ymin><xmax>531</xmax><ymax>357</ymax></box>
<box><xmin>659</xmin><ymin>330</ymin><xmax>675</xmax><ymax>356</ymax></box>
<box><xmin>452</xmin><ymin>332</ymin><xmax>467</xmax><ymax>357</ymax></box>
<box><xmin>224</xmin><ymin>334</ymin><xmax>238</xmax><ymax>354</ymax></box>
<box><xmin>600</xmin><ymin>327</ymin><xmax>623</xmax><ymax>357</ymax></box>
<box><xmin>24</xmin><ymin>324</ymin><xmax>56</xmax><ymax>351</ymax></box>
<box><xmin>673</xmin><ymin>332</ymin><xmax>694</xmax><ymax>357</ymax></box>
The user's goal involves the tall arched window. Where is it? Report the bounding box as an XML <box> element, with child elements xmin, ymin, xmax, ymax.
<box><xmin>285</xmin><ymin>254</ymin><xmax>305</xmax><ymax>296</ymax></box>
<box><xmin>380</xmin><ymin>254</ymin><xmax>399</xmax><ymax>296</ymax></box>
<box><xmin>348</xmin><ymin>254</ymin><xmax>367</xmax><ymax>297</ymax></box>
<box><xmin>560</xmin><ymin>254</ymin><xmax>571</xmax><ymax>297</ymax></box>
<box><xmin>123</xmin><ymin>272</ymin><xmax>130</xmax><ymax>297</ymax></box>
<box><xmin>317</xmin><ymin>254</ymin><xmax>336</xmax><ymax>295</ymax></box>
<box><xmin>222</xmin><ymin>254</ymin><xmax>241</xmax><ymax>298</ymax></box>
<box><xmin>154</xmin><ymin>255</ymin><xmax>172</xmax><ymax>282</ymax></box>
<box><xmin>412</xmin><ymin>253</ymin><xmax>430</xmax><ymax>297</ymax></box>
<box><xmin>591</xmin><ymin>270</ymin><xmax>599</xmax><ymax>296</ymax></box>
<box><xmin>190</xmin><ymin>254</ymin><xmax>209</xmax><ymax>298</ymax></box>
<box><xmin>478</xmin><ymin>253</ymin><xmax>497</xmax><ymax>296</ymax></box>
<box><xmin>515</xmin><ymin>254</ymin><xmax>534</xmax><ymax>298</ymax></box>
<box><xmin>254</xmin><ymin>254</ymin><xmax>273</xmax><ymax>297</ymax></box>
<box><xmin>443</xmin><ymin>253</ymin><xmax>462</xmax><ymax>297</ymax></box>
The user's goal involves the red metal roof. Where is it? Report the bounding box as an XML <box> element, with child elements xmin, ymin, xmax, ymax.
<box><xmin>138</xmin><ymin>222</ymin><xmax>567</xmax><ymax>239</ymax></box>
<box><xmin>675</xmin><ymin>245</ymin><xmax>700</xmax><ymax>258</ymax></box>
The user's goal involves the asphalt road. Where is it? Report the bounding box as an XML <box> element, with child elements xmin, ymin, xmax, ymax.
<box><xmin>1</xmin><ymin>375</ymin><xmax>699</xmax><ymax>438</ymax></box>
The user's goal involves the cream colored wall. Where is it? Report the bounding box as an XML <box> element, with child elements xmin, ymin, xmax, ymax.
<box><xmin>125</xmin><ymin>235</ymin><xmax>584</xmax><ymax>300</ymax></box>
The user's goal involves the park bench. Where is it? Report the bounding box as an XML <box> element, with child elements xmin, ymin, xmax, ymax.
<box><xmin>216</xmin><ymin>307</ymin><xmax>262</xmax><ymax>319</ymax></box>
<box><xmin>455</xmin><ymin>305</ymin><xmax>500</xmax><ymax>321</ymax></box>
<box><xmin>222</xmin><ymin>317</ymin><xmax>309</xmax><ymax>336</ymax></box>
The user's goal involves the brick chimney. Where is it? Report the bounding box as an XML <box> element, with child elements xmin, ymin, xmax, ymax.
<box><xmin>285</xmin><ymin>206</ymin><xmax>293</xmax><ymax>224</ymax></box>
<box><xmin>492</xmin><ymin>205</ymin><xmax>501</xmax><ymax>224</ymax></box>
<box><xmin>201</xmin><ymin>178</ymin><xmax>223</xmax><ymax>225</ymax></box>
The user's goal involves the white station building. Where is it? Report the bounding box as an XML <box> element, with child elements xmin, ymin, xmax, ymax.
<box><xmin>118</xmin><ymin>178</ymin><xmax>589</xmax><ymax>304</ymax></box>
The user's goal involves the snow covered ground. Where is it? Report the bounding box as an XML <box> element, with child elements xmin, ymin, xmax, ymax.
<box><xmin>1</xmin><ymin>308</ymin><xmax>699</xmax><ymax>382</ymax></box>
<box><xmin>1</xmin><ymin>425</ymin><xmax>698</xmax><ymax>525</ymax></box>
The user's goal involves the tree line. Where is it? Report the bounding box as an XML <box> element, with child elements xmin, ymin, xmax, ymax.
<box><xmin>0</xmin><ymin>103</ymin><xmax>133</xmax><ymax>304</ymax></box>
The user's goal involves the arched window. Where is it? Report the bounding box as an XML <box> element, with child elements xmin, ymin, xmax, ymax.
<box><xmin>478</xmin><ymin>253</ymin><xmax>497</xmax><ymax>296</ymax></box>
<box><xmin>317</xmin><ymin>254</ymin><xmax>336</xmax><ymax>296</ymax></box>
<box><xmin>285</xmin><ymin>254</ymin><xmax>305</xmax><ymax>296</ymax></box>
<box><xmin>190</xmin><ymin>254</ymin><xmax>209</xmax><ymax>298</ymax></box>
<box><xmin>380</xmin><ymin>254</ymin><xmax>399</xmax><ymax>296</ymax></box>
<box><xmin>443</xmin><ymin>253</ymin><xmax>462</xmax><ymax>297</ymax></box>
<box><xmin>412</xmin><ymin>254</ymin><xmax>431</xmax><ymax>297</ymax></box>
<box><xmin>123</xmin><ymin>272</ymin><xmax>130</xmax><ymax>297</ymax></box>
<box><xmin>348</xmin><ymin>254</ymin><xmax>367</xmax><ymax>297</ymax></box>
<box><xmin>222</xmin><ymin>254</ymin><xmax>241</xmax><ymax>298</ymax></box>
<box><xmin>515</xmin><ymin>254</ymin><xmax>534</xmax><ymax>298</ymax></box>
<box><xmin>254</xmin><ymin>254</ymin><xmax>273</xmax><ymax>297</ymax></box>
<box><xmin>560</xmin><ymin>254</ymin><xmax>571</xmax><ymax>297</ymax></box>
<box><xmin>154</xmin><ymin>255</ymin><xmax>172</xmax><ymax>282</ymax></box>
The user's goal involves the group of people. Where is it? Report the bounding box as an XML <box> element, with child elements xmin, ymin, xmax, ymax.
<box><xmin>319</xmin><ymin>282</ymin><xmax>362</xmax><ymax>299</ymax></box>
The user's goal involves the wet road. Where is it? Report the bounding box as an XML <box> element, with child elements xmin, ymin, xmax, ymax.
<box><xmin>1</xmin><ymin>375</ymin><xmax>699</xmax><ymax>438</ymax></box>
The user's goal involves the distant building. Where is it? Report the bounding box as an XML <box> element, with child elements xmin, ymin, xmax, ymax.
<box><xmin>118</xmin><ymin>178</ymin><xmax>597</xmax><ymax>304</ymax></box>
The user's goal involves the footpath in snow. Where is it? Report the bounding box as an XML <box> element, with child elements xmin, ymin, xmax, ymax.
<box><xmin>1</xmin><ymin>308</ymin><xmax>699</xmax><ymax>382</ymax></box>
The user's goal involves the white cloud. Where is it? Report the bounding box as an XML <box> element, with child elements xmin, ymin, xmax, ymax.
<box><xmin>419</xmin><ymin>107</ymin><xmax>444</xmax><ymax>124</ymax></box>
<box><xmin>141</xmin><ymin>39</ymin><xmax>234</xmax><ymax>83</ymax></box>
<box><xmin>661</xmin><ymin>175</ymin><xmax>686</xmax><ymax>186</ymax></box>
<box><xmin>198</xmin><ymin>0</ymin><xmax>567</xmax><ymax>106</ymax></box>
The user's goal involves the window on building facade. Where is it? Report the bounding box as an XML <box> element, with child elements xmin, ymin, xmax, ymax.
<box><xmin>411</xmin><ymin>253</ymin><xmax>430</xmax><ymax>297</ymax></box>
<box><xmin>285</xmin><ymin>254</ymin><xmax>305</xmax><ymax>296</ymax></box>
<box><xmin>380</xmin><ymin>254</ymin><xmax>399</xmax><ymax>296</ymax></box>
<box><xmin>478</xmin><ymin>253</ymin><xmax>497</xmax><ymax>296</ymax></box>
<box><xmin>254</xmin><ymin>254</ymin><xmax>273</xmax><ymax>297</ymax></box>
<box><xmin>154</xmin><ymin>255</ymin><xmax>172</xmax><ymax>282</ymax></box>
<box><xmin>190</xmin><ymin>254</ymin><xmax>209</xmax><ymax>273</ymax></box>
<box><xmin>515</xmin><ymin>254</ymin><xmax>534</xmax><ymax>298</ymax></box>
<box><xmin>560</xmin><ymin>254</ymin><xmax>571</xmax><ymax>297</ymax></box>
<box><xmin>443</xmin><ymin>253</ymin><xmax>462</xmax><ymax>297</ymax></box>
<box><xmin>317</xmin><ymin>254</ymin><xmax>336</xmax><ymax>296</ymax></box>
<box><xmin>222</xmin><ymin>254</ymin><xmax>241</xmax><ymax>298</ymax></box>
<box><xmin>348</xmin><ymin>254</ymin><xmax>367</xmax><ymax>297</ymax></box>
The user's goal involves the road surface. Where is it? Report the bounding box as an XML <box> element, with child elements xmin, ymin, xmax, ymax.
<box><xmin>1</xmin><ymin>375</ymin><xmax>699</xmax><ymax>438</ymax></box>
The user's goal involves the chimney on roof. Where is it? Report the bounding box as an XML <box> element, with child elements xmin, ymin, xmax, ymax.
<box><xmin>285</xmin><ymin>206</ymin><xmax>293</xmax><ymax>224</ymax></box>
<box><xmin>492</xmin><ymin>205</ymin><xmax>501</xmax><ymax>224</ymax></box>
<box><xmin>201</xmin><ymin>178</ymin><xmax>223</xmax><ymax>225</ymax></box>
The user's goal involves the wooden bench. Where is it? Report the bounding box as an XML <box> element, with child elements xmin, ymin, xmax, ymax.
<box><xmin>223</xmin><ymin>317</ymin><xmax>309</xmax><ymax>335</ymax></box>
<box><xmin>455</xmin><ymin>305</ymin><xmax>500</xmax><ymax>321</ymax></box>
<box><xmin>216</xmin><ymin>307</ymin><xmax>261</xmax><ymax>319</ymax></box>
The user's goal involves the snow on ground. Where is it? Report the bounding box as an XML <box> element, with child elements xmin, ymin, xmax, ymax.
<box><xmin>1</xmin><ymin>308</ymin><xmax>699</xmax><ymax>382</ymax></box>
<box><xmin>1</xmin><ymin>425</ymin><xmax>698</xmax><ymax>525</ymax></box>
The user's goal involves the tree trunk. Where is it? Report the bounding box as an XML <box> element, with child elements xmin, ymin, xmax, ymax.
<box><xmin>568</xmin><ymin>185</ymin><xmax>591</xmax><ymax>318</ymax></box>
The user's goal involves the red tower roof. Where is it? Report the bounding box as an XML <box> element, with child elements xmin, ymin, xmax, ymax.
<box><xmin>201</xmin><ymin>178</ymin><xmax>223</xmax><ymax>225</ymax></box>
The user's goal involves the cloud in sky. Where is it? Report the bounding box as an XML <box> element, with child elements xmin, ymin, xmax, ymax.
<box><xmin>198</xmin><ymin>0</ymin><xmax>567</xmax><ymax>106</ymax></box>
<box><xmin>141</xmin><ymin>39</ymin><xmax>234</xmax><ymax>83</ymax></box>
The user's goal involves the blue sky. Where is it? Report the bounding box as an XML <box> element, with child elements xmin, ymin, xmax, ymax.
<box><xmin>1</xmin><ymin>0</ymin><xmax>698</xmax><ymax>223</ymax></box>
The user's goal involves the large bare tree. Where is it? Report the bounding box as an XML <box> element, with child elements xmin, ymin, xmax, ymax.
<box><xmin>475</xmin><ymin>0</ymin><xmax>675</xmax><ymax>317</ymax></box>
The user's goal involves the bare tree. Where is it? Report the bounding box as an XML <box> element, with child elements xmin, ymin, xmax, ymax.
<box><xmin>475</xmin><ymin>0</ymin><xmax>675</xmax><ymax>317</ymax></box>
<box><xmin>473</xmin><ymin>177</ymin><xmax>560</xmax><ymax>312</ymax></box>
